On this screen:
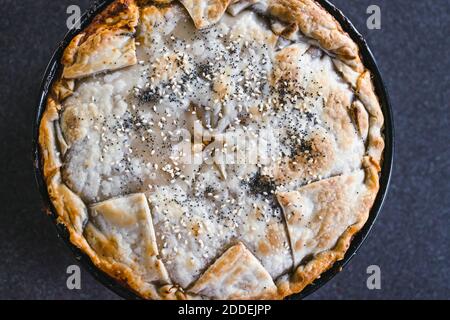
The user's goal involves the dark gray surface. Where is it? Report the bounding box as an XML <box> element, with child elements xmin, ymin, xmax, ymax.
<box><xmin>0</xmin><ymin>0</ymin><xmax>448</xmax><ymax>300</ymax></box>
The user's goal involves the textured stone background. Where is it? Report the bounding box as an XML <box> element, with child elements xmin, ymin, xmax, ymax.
<box><xmin>0</xmin><ymin>0</ymin><xmax>448</xmax><ymax>299</ymax></box>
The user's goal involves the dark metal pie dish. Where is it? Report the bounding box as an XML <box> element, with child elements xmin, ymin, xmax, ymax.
<box><xmin>33</xmin><ymin>0</ymin><xmax>393</xmax><ymax>300</ymax></box>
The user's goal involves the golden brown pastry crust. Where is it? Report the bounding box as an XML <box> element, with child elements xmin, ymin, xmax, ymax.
<box><xmin>62</xmin><ymin>0</ymin><xmax>139</xmax><ymax>79</ymax></box>
<box><xmin>38</xmin><ymin>0</ymin><xmax>385</xmax><ymax>300</ymax></box>
<box><xmin>275</xmin><ymin>158</ymin><xmax>379</xmax><ymax>297</ymax></box>
<box><xmin>179</xmin><ymin>0</ymin><xmax>234</xmax><ymax>29</ymax></box>
<box><xmin>188</xmin><ymin>242</ymin><xmax>278</xmax><ymax>299</ymax></box>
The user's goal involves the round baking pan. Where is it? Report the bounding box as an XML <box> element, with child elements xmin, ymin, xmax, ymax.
<box><xmin>32</xmin><ymin>0</ymin><xmax>394</xmax><ymax>300</ymax></box>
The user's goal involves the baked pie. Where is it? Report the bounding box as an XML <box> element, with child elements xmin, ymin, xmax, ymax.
<box><xmin>39</xmin><ymin>0</ymin><xmax>385</xmax><ymax>299</ymax></box>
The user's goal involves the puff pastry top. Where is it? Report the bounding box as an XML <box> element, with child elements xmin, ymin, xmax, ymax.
<box><xmin>39</xmin><ymin>0</ymin><xmax>384</xmax><ymax>300</ymax></box>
